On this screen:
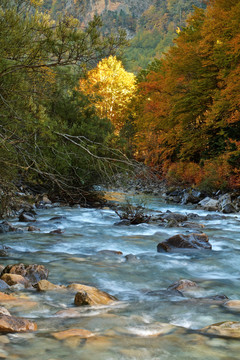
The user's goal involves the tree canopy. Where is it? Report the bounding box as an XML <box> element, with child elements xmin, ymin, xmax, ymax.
<box><xmin>0</xmin><ymin>0</ymin><xmax>128</xmax><ymax>200</ymax></box>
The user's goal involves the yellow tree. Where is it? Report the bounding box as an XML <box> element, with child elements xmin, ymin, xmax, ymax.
<box><xmin>79</xmin><ymin>56</ymin><xmax>136</xmax><ymax>132</ymax></box>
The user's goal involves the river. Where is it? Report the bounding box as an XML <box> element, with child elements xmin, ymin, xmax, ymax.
<box><xmin>1</xmin><ymin>191</ymin><xmax>240</xmax><ymax>359</ymax></box>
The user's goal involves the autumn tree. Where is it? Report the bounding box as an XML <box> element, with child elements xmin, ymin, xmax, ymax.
<box><xmin>79</xmin><ymin>56</ymin><xmax>136</xmax><ymax>133</ymax></box>
<box><xmin>131</xmin><ymin>0</ymin><xmax>240</xmax><ymax>189</ymax></box>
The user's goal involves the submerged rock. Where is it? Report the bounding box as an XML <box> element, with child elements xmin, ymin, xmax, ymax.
<box><xmin>200</xmin><ymin>321</ymin><xmax>240</xmax><ymax>338</ymax></box>
<box><xmin>1</xmin><ymin>263</ymin><xmax>49</xmax><ymax>285</ymax></box>
<box><xmin>157</xmin><ymin>233</ymin><xmax>211</xmax><ymax>252</ymax></box>
<box><xmin>68</xmin><ymin>283</ymin><xmax>117</xmax><ymax>306</ymax></box>
<box><xmin>0</xmin><ymin>315</ymin><xmax>37</xmax><ymax>333</ymax></box>
<box><xmin>51</xmin><ymin>328</ymin><xmax>94</xmax><ymax>340</ymax></box>
<box><xmin>125</xmin><ymin>254</ymin><xmax>140</xmax><ymax>263</ymax></box>
<box><xmin>97</xmin><ymin>250</ymin><xmax>123</xmax><ymax>256</ymax></box>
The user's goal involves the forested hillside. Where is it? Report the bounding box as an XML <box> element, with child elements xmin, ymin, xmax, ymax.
<box><xmin>127</xmin><ymin>0</ymin><xmax>240</xmax><ymax>191</ymax></box>
<box><xmin>41</xmin><ymin>0</ymin><xmax>206</xmax><ymax>71</ymax></box>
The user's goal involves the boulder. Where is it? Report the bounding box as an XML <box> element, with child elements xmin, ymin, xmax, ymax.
<box><xmin>51</xmin><ymin>328</ymin><xmax>94</xmax><ymax>340</ymax></box>
<box><xmin>181</xmin><ymin>190</ymin><xmax>203</xmax><ymax>205</ymax></box>
<box><xmin>157</xmin><ymin>233</ymin><xmax>211</xmax><ymax>252</ymax></box>
<box><xmin>167</xmin><ymin>279</ymin><xmax>198</xmax><ymax>292</ymax></box>
<box><xmin>0</xmin><ymin>315</ymin><xmax>37</xmax><ymax>333</ymax></box>
<box><xmin>18</xmin><ymin>212</ymin><xmax>36</xmax><ymax>222</ymax></box>
<box><xmin>163</xmin><ymin>212</ymin><xmax>188</xmax><ymax>223</ymax></box>
<box><xmin>1</xmin><ymin>263</ymin><xmax>49</xmax><ymax>285</ymax></box>
<box><xmin>198</xmin><ymin>197</ymin><xmax>219</xmax><ymax>211</ymax></box>
<box><xmin>222</xmin><ymin>203</ymin><xmax>237</xmax><ymax>214</ymax></box>
<box><xmin>68</xmin><ymin>283</ymin><xmax>117</xmax><ymax>306</ymax></box>
<box><xmin>34</xmin><ymin>280</ymin><xmax>66</xmax><ymax>291</ymax></box>
<box><xmin>1</xmin><ymin>274</ymin><xmax>29</xmax><ymax>287</ymax></box>
<box><xmin>200</xmin><ymin>321</ymin><xmax>240</xmax><ymax>338</ymax></box>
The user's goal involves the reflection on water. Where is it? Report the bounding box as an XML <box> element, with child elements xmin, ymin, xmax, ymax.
<box><xmin>2</xmin><ymin>191</ymin><xmax>240</xmax><ymax>359</ymax></box>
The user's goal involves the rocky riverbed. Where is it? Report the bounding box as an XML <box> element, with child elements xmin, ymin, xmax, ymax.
<box><xmin>0</xmin><ymin>190</ymin><xmax>240</xmax><ymax>359</ymax></box>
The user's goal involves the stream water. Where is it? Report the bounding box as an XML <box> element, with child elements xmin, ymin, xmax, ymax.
<box><xmin>2</xmin><ymin>191</ymin><xmax>240</xmax><ymax>360</ymax></box>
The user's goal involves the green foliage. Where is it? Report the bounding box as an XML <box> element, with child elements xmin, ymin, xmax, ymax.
<box><xmin>0</xmin><ymin>0</ymin><xmax>127</xmax><ymax>199</ymax></box>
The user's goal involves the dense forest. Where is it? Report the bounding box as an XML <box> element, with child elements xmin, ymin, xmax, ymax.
<box><xmin>127</xmin><ymin>0</ymin><xmax>240</xmax><ymax>191</ymax></box>
<box><xmin>0</xmin><ymin>0</ymin><xmax>128</xmax><ymax>203</ymax></box>
<box><xmin>1</xmin><ymin>0</ymin><xmax>240</xmax><ymax>206</ymax></box>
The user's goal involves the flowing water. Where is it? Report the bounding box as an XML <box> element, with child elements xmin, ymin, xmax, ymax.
<box><xmin>2</xmin><ymin>191</ymin><xmax>240</xmax><ymax>360</ymax></box>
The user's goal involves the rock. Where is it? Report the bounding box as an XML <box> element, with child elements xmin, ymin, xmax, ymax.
<box><xmin>198</xmin><ymin>197</ymin><xmax>219</xmax><ymax>211</ymax></box>
<box><xmin>42</xmin><ymin>195</ymin><xmax>51</xmax><ymax>204</ymax></box>
<box><xmin>0</xmin><ymin>280</ymin><xmax>9</xmax><ymax>291</ymax></box>
<box><xmin>49</xmin><ymin>229</ymin><xmax>64</xmax><ymax>234</ymax></box>
<box><xmin>205</xmin><ymin>214</ymin><xmax>225</xmax><ymax>220</ymax></box>
<box><xmin>163</xmin><ymin>212</ymin><xmax>188</xmax><ymax>223</ymax></box>
<box><xmin>0</xmin><ymin>222</ymin><xmax>19</xmax><ymax>234</ymax></box>
<box><xmin>74</xmin><ymin>291</ymin><xmax>94</xmax><ymax>306</ymax></box>
<box><xmin>97</xmin><ymin>250</ymin><xmax>123</xmax><ymax>256</ymax></box>
<box><xmin>28</xmin><ymin>226</ymin><xmax>40</xmax><ymax>232</ymax></box>
<box><xmin>18</xmin><ymin>212</ymin><xmax>36</xmax><ymax>222</ymax></box>
<box><xmin>51</xmin><ymin>328</ymin><xmax>94</xmax><ymax>340</ymax></box>
<box><xmin>1</xmin><ymin>263</ymin><xmax>49</xmax><ymax>285</ymax></box>
<box><xmin>167</xmin><ymin>279</ymin><xmax>198</xmax><ymax>292</ymax></box>
<box><xmin>0</xmin><ymin>308</ymin><xmax>11</xmax><ymax>317</ymax></box>
<box><xmin>222</xmin><ymin>203</ymin><xmax>237</xmax><ymax>214</ymax></box>
<box><xmin>68</xmin><ymin>283</ymin><xmax>117</xmax><ymax>306</ymax></box>
<box><xmin>113</xmin><ymin>220</ymin><xmax>131</xmax><ymax>226</ymax></box>
<box><xmin>181</xmin><ymin>190</ymin><xmax>203</xmax><ymax>205</ymax></box>
<box><xmin>181</xmin><ymin>222</ymin><xmax>205</xmax><ymax>229</ymax></box>
<box><xmin>34</xmin><ymin>280</ymin><xmax>66</xmax><ymax>291</ymax></box>
<box><xmin>200</xmin><ymin>321</ymin><xmax>240</xmax><ymax>338</ymax></box>
<box><xmin>223</xmin><ymin>300</ymin><xmax>240</xmax><ymax>310</ymax></box>
<box><xmin>1</xmin><ymin>274</ymin><xmax>29</xmax><ymax>287</ymax></box>
<box><xmin>0</xmin><ymin>315</ymin><xmax>37</xmax><ymax>333</ymax></box>
<box><xmin>157</xmin><ymin>233</ymin><xmax>211</xmax><ymax>252</ymax></box>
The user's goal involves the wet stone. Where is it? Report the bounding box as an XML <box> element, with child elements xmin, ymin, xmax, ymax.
<box><xmin>19</xmin><ymin>212</ymin><xmax>36</xmax><ymax>222</ymax></box>
<box><xmin>167</xmin><ymin>279</ymin><xmax>198</xmax><ymax>292</ymax></box>
<box><xmin>0</xmin><ymin>315</ymin><xmax>37</xmax><ymax>333</ymax></box>
<box><xmin>1</xmin><ymin>263</ymin><xmax>49</xmax><ymax>285</ymax></box>
<box><xmin>34</xmin><ymin>280</ymin><xmax>66</xmax><ymax>291</ymax></box>
<box><xmin>1</xmin><ymin>274</ymin><xmax>29</xmax><ymax>287</ymax></box>
<box><xmin>157</xmin><ymin>233</ymin><xmax>211</xmax><ymax>252</ymax></box>
<box><xmin>200</xmin><ymin>321</ymin><xmax>240</xmax><ymax>338</ymax></box>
